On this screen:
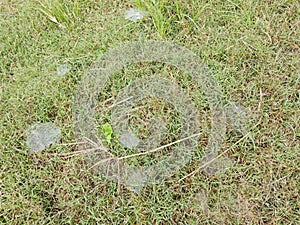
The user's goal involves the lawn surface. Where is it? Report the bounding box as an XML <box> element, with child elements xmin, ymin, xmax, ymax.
<box><xmin>1</xmin><ymin>0</ymin><xmax>299</xmax><ymax>224</ymax></box>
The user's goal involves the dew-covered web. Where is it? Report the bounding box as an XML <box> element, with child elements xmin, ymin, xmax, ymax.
<box><xmin>26</xmin><ymin>123</ymin><xmax>61</xmax><ymax>153</ymax></box>
<box><xmin>73</xmin><ymin>41</ymin><xmax>246</xmax><ymax>193</ymax></box>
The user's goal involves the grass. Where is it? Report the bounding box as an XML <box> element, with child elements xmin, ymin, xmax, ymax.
<box><xmin>1</xmin><ymin>0</ymin><xmax>299</xmax><ymax>224</ymax></box>
<box><xmin>36</xmin><ymin>0</ymin><xmax>83</xmax><ymax>29</ymax></box>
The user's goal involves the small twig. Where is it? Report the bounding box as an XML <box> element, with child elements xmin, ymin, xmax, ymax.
<box><xmin>89</xmin><ymin>157</ymin><xmax>115</xmax><ymax>170</ymax></box>
<box><xmin>97</xmin><ymin>97</ymin><xmax>114</xmax><ymax>108</ymax></box>
<box><xmin>118</xmin><ymin>132</ymin><xmax>201</xmax><ymax>160</ymax></box>
<box><xmin>107</xmin><ymin>96</ymin><xmax>134</xmax><ymax>109</ymax></box>
<box><xmin>58</xmin><ymin>146</ymin><xmax>105</xmax><ymax>157</ymax></box>
<box><xmin>82</xmin><ymin>137</ymin><xmax>115</xmax><ymax>160</ymax></box>
<box><xmin>89</xmin><ymin>132</ymin><xmax>202</xmax><ymax>169</ymax></box>
<box><xmin>97</xmin><ymin>96</ymin><xmax>133</xmax><ymax>112</ymax></box>
<box><xmin>56</xmin><ymin>141</ymin><xmax>86</xmax><ymax>146</ymax></box>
